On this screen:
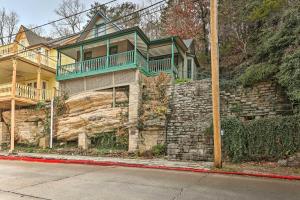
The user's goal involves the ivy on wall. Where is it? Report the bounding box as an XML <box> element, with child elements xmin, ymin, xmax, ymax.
<box><xmin>222</xmin><ymin>115</ymin><xmax>300</xmax><ymax>162</ymax></box>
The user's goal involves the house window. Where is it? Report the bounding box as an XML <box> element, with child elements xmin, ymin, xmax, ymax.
<box><xmin>95</xmin><ymin>23</ymin><xmax>105</xmax><ymax>37</ymax></box>
<box><xmin>84</xmin><ymin>52</ymin><xmax>92</xmax><ymax>60</ymax></box>
<box><xmin>187</xmin><ymin>59</ymin><xmax>192</xmax><ymax>79</ymax></box>
<box><xmin>109</xmin><ymin>46</ymin><xmax>118</xmax><ymax>55</ymax></box>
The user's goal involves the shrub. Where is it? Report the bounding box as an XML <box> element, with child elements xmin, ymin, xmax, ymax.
<box><xmin>239</xmin><ymin>63</ymin><xmax>278</xmax><ymax>87</ymax></box>
<box><xmin>222</xmin><ymin>115</ymin><xmax>300</xmax><ymax>162</ymax></box>
<box><xmin>91</xmin><ymin>132</ymin><xmax>128</xmax><ymax>150</ymax></box>
<box><xmin>151</xmin><ymin>144</ymin><xmax>167</xmax><ymax>157</ymax></box>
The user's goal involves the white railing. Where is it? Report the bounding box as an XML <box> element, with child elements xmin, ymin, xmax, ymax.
<box><xmin>0</xmin><ymin>44</ymin><xmax>14</xmax><ymax>57</ymax></box>
<box><xmin>0</xmin><ymin>44</ymin><xmax>55</xmax><ymax>68</ymax></box>
<box><xmin>0</xmin><ymin>83</ymin><xmax>12</xmax><ymax>97</ymax></box>
<box><xmin>0</xmin><ymin>83</ymin><xmax>52</xmax><ymax>101</ymax></box>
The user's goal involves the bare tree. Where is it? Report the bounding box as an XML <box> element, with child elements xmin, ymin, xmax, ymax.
<box><xmin>5</xmin><ymin>11</ymin><xmax>19</xmax><ymax>44</ymax></box>
<box><xmin>140</xmin><ymin>1</ymin><xmax>164</xmax><ymax>39</ymax></box>
<box><xmin>26</xmin><ymin>24</ymin><xmax>46</xmax><ymax>37</ymax></box>
<box><xmin>0</xmin><ymin>8</ymin><xmax>19</xmax><ymax>45</ymax></box>
<box><xmin>52</xmin><ymin>0</ymin><xmax>85</xmax><ymax>37</ymax></box>
<box><xmin>0</xmin><ymin>8</ymin><xmax>6</xmax><ymax>45</ymax></box>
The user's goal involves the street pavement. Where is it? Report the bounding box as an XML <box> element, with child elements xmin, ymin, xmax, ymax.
<box><xmin>0</xmin><ymin>160</ymin><xmax>299</xmax><ymax>200</ymax></box>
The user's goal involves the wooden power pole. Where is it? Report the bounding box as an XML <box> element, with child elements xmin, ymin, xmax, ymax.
<box><xmin>210</xmin><ymin>0</ymin><xmax>222</xmax><ymax>168</ymax></box>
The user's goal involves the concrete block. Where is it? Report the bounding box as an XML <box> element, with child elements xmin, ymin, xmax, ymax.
<box><xmin>39</xmin><ymin>136</ymin><xmax>50</xmax><ymax>149</ymax></box>
<box><xmin>78</xmin><ymin>133</ymin><xmax>90</xmax><ymax>150</ymax></box>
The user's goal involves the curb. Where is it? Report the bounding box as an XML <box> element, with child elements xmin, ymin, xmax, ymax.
<box><xmin>0</xmin><ymin>155</ymin><xmax>299</xmax><ymax>181</ymax></box>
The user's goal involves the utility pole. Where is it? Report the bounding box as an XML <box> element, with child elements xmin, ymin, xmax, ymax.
<box><xmin>210</xmin><ymin>0</ymin><xmax>222</xmax><ymax>168</ymax></box>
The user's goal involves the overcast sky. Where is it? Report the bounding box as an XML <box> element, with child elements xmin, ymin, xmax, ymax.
<box><xmin>0</xmin><ymin>0</ymin><xmax>152</xmax><ymax>35</ymax></box>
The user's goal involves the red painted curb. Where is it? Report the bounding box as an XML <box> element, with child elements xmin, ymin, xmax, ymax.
<box><xmin>0</xmin><ymin>155</ymin><xmax>299</xmax><ymax>181</ymax></box>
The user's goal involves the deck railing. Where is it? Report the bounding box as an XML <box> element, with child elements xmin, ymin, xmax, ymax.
<box><xmin>58</xmin><ymin>51</ymin><xmax>135</xmax><ymax>79</ymax></box>
<box><xmin>0</xmin><ymin>83</ymin><xmax>52</xmax><ymax>101</ymax></box>
<box><xmin>57</xmin><ymin>50</ymin><xmax>178</xmax><ymax>80</ymax></box>
<box><xmin>0</xmin><ymin>44</ymin><xmax>14</xmax><ymax>57</ymax></box>
<box><xmin>0</xmin><ymin>44</ymin><xmax>55</xmax><ymax>69</ymax></box>
<box><xmin>148</xmin><ymin>58</ymin><xmax>172</xmax><ymax>74</ymax></box>
<box><xmin>0</xmin><ymin>83</ymin><xmax>12</xmax><ymax>97</ymax></box>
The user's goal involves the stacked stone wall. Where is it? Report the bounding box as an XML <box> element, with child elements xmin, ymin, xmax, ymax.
<box><xmin>220</xmin><ymin>81</ymin><xmax>292</xmax><ymax>119</ymax></box>
<box><xmin>166</xmin><ymin>80</ymin><xmax>214</xmax><ymax>161</ymax></box>
<box><xmin>166</xmin><ymin>79</ymin><xmax>292</xmax><ymax>161</ymax></box>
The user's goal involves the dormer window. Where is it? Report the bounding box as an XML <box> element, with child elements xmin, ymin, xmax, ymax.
<box><xmin>95</xmin><ymin>23</ymin><xmax>106</xmax><ymax>37</ymax></box>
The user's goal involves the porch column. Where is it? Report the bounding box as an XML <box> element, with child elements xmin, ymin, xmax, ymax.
<box><xmin>106</xmin><ymin>39</ymin><xmax>110</xmax><ymax>68</ymax></box>
<box><xmin>146</xmin><ymin>47</ymin><xmax>149</xmax><ymax>72</ymax></box>
<box><xmin>134</xmin><ymin>32</ymin><xmax>137</xmax><ymax>65</ymax></box>
<box><xmin>171</xmin><ymin>37</ymin><xmax>175</xmax><ymax>77</ymax></box>
<box><xmin>56</xmin><ymin>50</ymin><xmax>61</xmax><ymax>76</ymax></box>
<box><xmin>36</xmin><ymin>53</ymin><xmax>42</xmax><ymax>100</ymax></box>
<box><xmin>10</xmin><ymin>58</ymin><xmax>17</xmax><ymax>153</ymax></box>
<box><xmin>80</xmin><ymin>45</ymin><xmax>84</xmax><ymax>72</ymax></box>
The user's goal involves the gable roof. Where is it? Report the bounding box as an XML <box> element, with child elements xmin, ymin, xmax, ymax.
<box><xmin>17</xmin><ymin>25</ymin><xmax>50</xmax><ymax>46</ymax></box>
<box><xmin>77</xmin><ymin>11</ymin><xmax>122</xmax><ymax>42</ymax></box>
<box><xmin>183</xmin><ymin>39</ymin><xmax>193</xmax><ymax>48</ymax></box>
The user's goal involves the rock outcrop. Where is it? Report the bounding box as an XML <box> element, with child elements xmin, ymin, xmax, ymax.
<box><xmin>2</xmin><ymin>109</ymin><xmax>45</xmax><ymax>144</ymax></box>
<box><xmin>56</xmin><ymin>90</ymin><xmax>128</xmax><ymax>141</ymax></box>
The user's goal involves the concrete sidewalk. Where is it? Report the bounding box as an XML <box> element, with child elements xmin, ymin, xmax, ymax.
<box><xmin>0</xmin><ymin>152</ymin><xmax>213</xmax><ymax>170</ymax></box>
<box><xmin>1</xmin><ymin>152</ymin><xmax>300</xmax><ymax>181</ymax></box>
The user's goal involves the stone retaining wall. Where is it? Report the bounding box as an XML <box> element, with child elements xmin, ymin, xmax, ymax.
<box><xmin>166</xmin><ymin>80</ymin><xmax>214</xmax><ymax>161</ymax></box>
<box><xmin>220</xmin><ymin>81</ymin><xmax>292</xmax><ymax>120</ymax></box>
<box><xmin>166</xmin><ymin>79</ymin><xmax>292</xmax><ymax>161</ymax></box>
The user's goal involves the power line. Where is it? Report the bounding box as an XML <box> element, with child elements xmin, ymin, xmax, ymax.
<box><xmin>0</xmin><ymin>1</ymin><xmax>166</xmax><ymax>60</ymax></box>
<box><xmin>0</xmin><ymin>0</ymin><xmax>117</xmax><ymax>40</ymax></box>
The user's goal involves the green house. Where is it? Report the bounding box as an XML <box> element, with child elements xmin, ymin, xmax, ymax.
<box><xmin>56</xmin><ymin>11</ymin><xmax>200</xmax><ymax>95</ymax></box>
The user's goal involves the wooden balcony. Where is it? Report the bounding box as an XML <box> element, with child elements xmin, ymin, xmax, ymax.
<box><xmin>57</xmin><ymin>50</ymin><xmax>178</xmax><ymax>81</ymax></box>
<box><xmin>0</xmin><ymin>83</ymin><xmax>52</xmax><ymax>108</ymax></box>
<box><xmin>0</xmin><ymin>44</ymin><xmax>55</xmax><ymax>69</ymax></box>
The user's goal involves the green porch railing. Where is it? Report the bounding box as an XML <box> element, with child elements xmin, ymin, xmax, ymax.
<box><xmin>57</xmin><ymin>50</ymin><xmax>177</xmax><ymax>80</ymax></box>
<box><xmin>108</xmin><ymin>50</ymin><xmax>134</xmax><ymax>67</ymax></box>
<box><xmin>136</xmin><ymin>51</ymin><xmax>148</xmax><ymax>72</ymax></box>
<box><xmin>148</xmin><ymin>58</ymin><xmax>172</xmax><ymax>74</ymax></box>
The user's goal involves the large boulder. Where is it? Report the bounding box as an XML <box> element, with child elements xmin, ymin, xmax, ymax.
<box><xmin>56</xmin><ymin>90</ymin><xmax>128</xmax><ymax>141</ymax></box>
<box><xmin>2</xmin><ymin>109</ymin><xmax>45</xmax><ymax>144</ymax></box>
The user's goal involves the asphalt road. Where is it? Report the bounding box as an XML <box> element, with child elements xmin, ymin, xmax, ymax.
<box><xmin>0</xmin><ymin>160</ymin><xmax>299</xmax><ymax>200</ymax></box>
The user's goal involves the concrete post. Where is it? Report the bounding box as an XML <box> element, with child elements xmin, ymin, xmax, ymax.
<box><xmin>128</xmin><ymin>75</ymin><xmax>141</xmax><ymax>152</ymax></box>
<box><xmin>78</xmin><ymin>133</ymin><xmax>90</xmax><ymax>150</ymax></box>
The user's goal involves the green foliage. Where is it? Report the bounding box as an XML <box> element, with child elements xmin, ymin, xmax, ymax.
<box><xmin>277</xmin><ymin>49</ymin><xmax>300</xmax><ymax>101</ymax></box>
<box><xmin>222</xmin><ymin>115</ymin><xmax>300</xmax><ymax>162</ymax></box>
<box><xmin>239</xmin><ymin>63</ymin><xmax>278</xmax><ymax>87</ymax></box>
<box><xmin>238</xmin><ymin>7</ymin><xmax>299</xmax><ymax>90</ymax></box>
<box><xmin>175</xmin><ymin>79</ymin><xmax>191</xmax><ymax>84</ymax></box>
<box><xmin>91</xmin><ymin>132</ymin><xmax>128</xmax><ymax>150</ymax></box>
<box><xmin>151</xmin><ymin>144</ymin><xmax>167</xmax><ymax>157</ymax></box>
<box><xmin>54</xmin><ymin>93</ymin><xmax>68</xmax><ymax>116</ymax></box>
<box><xmin>249</xmin><ymin>0</ymin><xmax>286</xmax><ymax>21</ymax></box>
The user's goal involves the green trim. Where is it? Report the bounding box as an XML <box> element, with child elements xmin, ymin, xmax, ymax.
<box><xmin>106</xmin><ymin>39</ymin><xmax>110</xmax><ymax>68</ymax></box>
<box><xmin>146</xmin><ymin>47</ymin><xmax>149</xmax><ymax>71</ymax></box>
<box><xmin>134</xmin><ymin>32</ymin><xmax>137</xmax><ymax>64</ymax></box>
<box><xmin>57</xmin><ymin>64</ymin><xmax>137</xmax><ymax>81</ymax></box>
<box><xmin>59</xmin><ymin>27</ymin><xmax>149</xmax><ymax>51</ymax></box>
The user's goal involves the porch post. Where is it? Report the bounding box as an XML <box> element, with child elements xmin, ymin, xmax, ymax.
<box><xmin>147</xmin><ymin>46</ymin><xmax>149</xmax><ymax>72</ymax></box>
<box><xmin>106</xmin><ymin>39</ymin><xmax>110</xmax><ymax>68</ymax></box>
<box><xmin>80</xmin><ymin>45</ymin><xmax>84</xmax><ymax>72</ymax></box>
<box><xmin>36</xmin><ymin>53</ymin><xmax>42</xmax><ymax>100</ymax></box>
<box><xmin>10</xmin><ymin>58</ymin><xmax>17</xmax><ymax>153</ymax></box>
<box><xmin>134</xmin><ymin>32</ymin><xmax>137</xmax><ymax>65</ymax></box>
<box><xmin>171</xmin><ymin>37</ymin><xmax>175</xmax><ymax>77</ymax></box>
<box><xmin>57</xmin><ymin>50</ymin><xmax>61</xmax><ymax>76</ymax></box>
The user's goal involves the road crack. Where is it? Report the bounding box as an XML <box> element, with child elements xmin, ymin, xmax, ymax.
<box><xmin>0</xmin><ymin>188</ymin><xmax>52</xmax><ymax>200</ymax></box>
